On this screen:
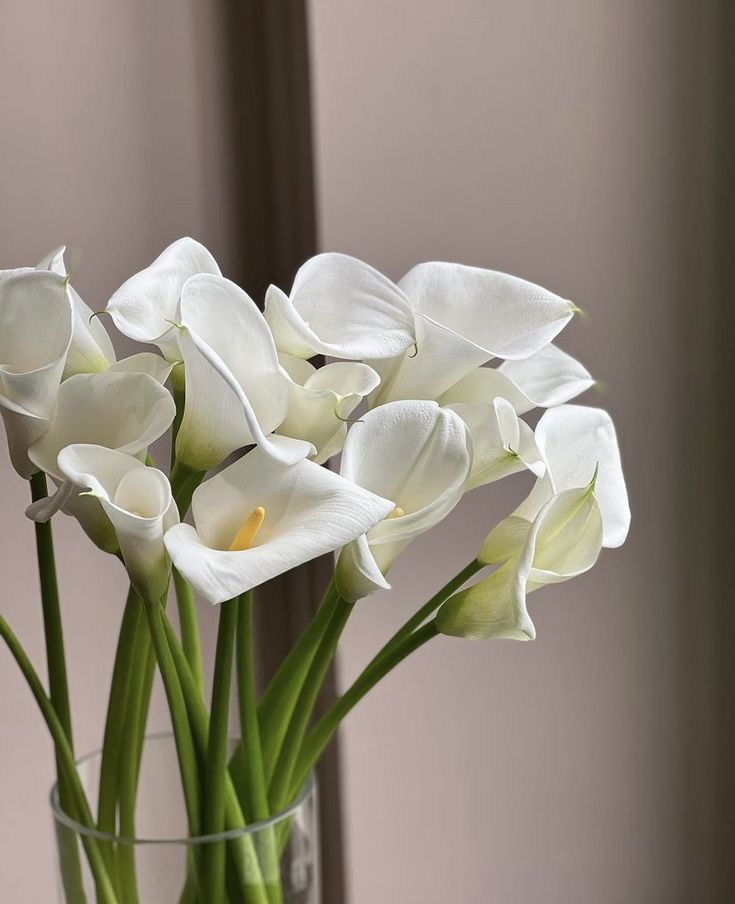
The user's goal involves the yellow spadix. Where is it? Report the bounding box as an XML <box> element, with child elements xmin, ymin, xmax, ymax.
<box><xmin>228</xmin><ymin>506</ymin><xmax>266</xmax><ymax>551</ymax></box>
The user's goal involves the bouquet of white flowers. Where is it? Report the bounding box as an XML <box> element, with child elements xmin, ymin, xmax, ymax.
<box><xmin>0</xmin><ymin>239</ymin><xmax>629</xmax><ymax>903</ymax></box>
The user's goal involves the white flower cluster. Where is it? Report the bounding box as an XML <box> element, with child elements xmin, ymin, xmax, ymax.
<box><xmin>0</xmin><ymin>238</ymin><xmax>629</xmax><ymax>637</ymax></box>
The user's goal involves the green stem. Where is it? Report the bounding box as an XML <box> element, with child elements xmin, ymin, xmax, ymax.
<box><xmin>142</xmin><ymin>598</ymin><xmax>201</xmax><ymax>838</ymax></box>
<box><xmin>0</xmin><ymin>613</ymin><xmax>118</xmax><ymax>903</ymax></box>
<box><xmin>170</xmin><ymin>462</ymin><xmax>204</xmax><ymax>518</ymax></box>
<box><xmin>237</xmin><ymin>594</ymin><xmax>282</xmax><ymax>903</ymax></box>
<box><xmin>202</xmin><ymin>599</ymin><xmax>238</xmax><ymax>904</ymax></box>
<box><xmin>291</xmin><ymin>621</ymin><xmax>440</xmax><ymax>801</ymax></box>
<box><xmin>368</xmin><ymin>559</ymin><xmax>481</xmax><ymax>672</ymax></box>
<box><xmin>269</xmin><ymin>595</ymin><xmax>353</xmax><ymax>813</ymax></box>
<box><xmin>254</xmin><ymin>580</ymin><xmax>339</xmax><ymax>787</ymax></box>
<box><xmin>173</xmin><ymin>569</ymin><xmax>204</xmax><ymax>697</ymax></box>
<box><xmin>97</xmin><ymin>588</ymin><xmax>140</xmax><ymax>836</ymax></box>
<box><xmin>29</xmin><ymin>472</ymin><xmax>85</xmax><ymax>903</ymax></box>
<box><xmin>161</xmin><ymin>614</ymin><xmax>269</xmax><ymax>904</ymax></box>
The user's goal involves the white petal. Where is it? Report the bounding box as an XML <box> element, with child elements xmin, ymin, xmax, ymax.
<box><xmin>36</xmin><ymin>246</ymin><xmax>67</xmax><ymax>275</ymax></box>
<box><xmin>447</xmin><ymin>399</ymin><xmax>544</xmax><ymax>490</ymax></box>
<box><xmin>440</xmin><ymin>345</ymin><xmax>593</xmax><ymax>416</ymax></box>
<box><xmin>515</xmin><ymin>405</ymin><xmax>630</xmax><ymax>547</ymax></box>
<box><xmin>0</xmin><ymin>271</ymin><xmax>72</xmax><ymax>475</ymax></box>
<box><xmin>336</xmin><ymin>533</ymin><xmax>391</xmax><ymax>603</ymax></box>
<box><xmin>164</xmin><ymin>447</ymin><xmax>394</xmax><ymax>604</ymax></box>
<box><xmin>175</xmin><ymin>274</ymin><xmax>311</xmax><ymax>470</ymax></box>
<box><xmin>109</xmin><ymin>352</ymin><xmax>174</xmax><ymax>384</ymax></box>
<box><xmin>341</xmin><ymin>401</ymin><xmax>470</xmax><ymax>545</ymax></box>
<box><xmin>497</xmin><ymin>345</ymin><xmax>594</xmax><ymax>411</ymax></box>
<box><xmin>63</xmin><ymin>286</ymin><xmax>116</xmax><ymax>378</ymax></box>
<box><xmin>107</xmin><ymin>237</ymin><xmax>220</xmax><ymax>354</ymax></box>
<box><xmin>527</xmin><ymin>486</ymin><xmax>603</xmax><ymax>583</ymax></box>
<box><xmin>436</xmin><ymin>561</ymin><xmax>536</xmax><ymax>641</ymax></box>
<box><xmin>276</xmin><ymin>360</ymin><xmax>380</xmax><ymax>464</ymax></box>
<box><xmin>58</xmin><ymin>444</ymin><xmax>176</xmax><ymax>597</ymax></box>
<box><xmin>27</xmin><ymin>371</ymin><xmax>175</xmax><ymax>480</ymax></box>
<box><xmin>265</xmin><ymin>253</ymin><xmax>415</xmax><ymax>360</ymax></box>
<box><xmin>400</xmin><ymin>262</ymin><xmax>575</xmax><ymax>360</ymax></box>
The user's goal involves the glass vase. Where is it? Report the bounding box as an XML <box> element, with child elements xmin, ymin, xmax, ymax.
<box><xmin>50</xmin><ymin>733</ymin><xmax>320</xmax><ymax>903</ymax></box>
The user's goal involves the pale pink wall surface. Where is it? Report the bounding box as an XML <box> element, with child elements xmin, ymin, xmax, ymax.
<box><xmin>309</xmin><ymin>2</ymin><xmax>691</xmax><ymax>902</ymax></box>
<box><xmin>0</xmin><ymin>2</ymin><xmax>233</xmax><ymax>899</ymax></box>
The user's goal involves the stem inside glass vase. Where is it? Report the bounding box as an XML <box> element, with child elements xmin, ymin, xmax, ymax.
<box><xmin>50</xmin><ymin>734</ymin><xmax>320</xmax><ymax>904</ymax></box>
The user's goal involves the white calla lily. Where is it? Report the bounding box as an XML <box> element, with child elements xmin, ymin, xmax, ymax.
<box><xmin>437</xmin><ymin>482</ymin><xmax>603</xmax><ymax>640</ymax></box>
<box><xmin>447</xmin><ymin>398</ymin><xmax>544</xmax><ymax>490</ymax></box>
<box><xmin>276</xmin><ymin>354</ymin><xmax>380</xmax><ymax>463</ymax></box>
<box><xmin>264</xmin><ymin>253</ymin><xmax>415</xmax><ymax>360</ymax></box>
<box><xmin>439</xmin><ymin>344</ymin><xmax>594</xmax><ymax>415</ymax></box>
<box><xmin>336</xmin><ymin>400</ymin><xmax>471</xmax><ymax>602</ymax></box>
<box><xmin>0</xmin><ymin>271</ymin><xmax>72</xmax><ymax>476</ymax></box>
<box><xmin>514</xmin><ymin>404</ymin><xmax>630</xmax><ymax>548</ymax></box>
<box><xmin>372</xmin><ymin>263</ymin><xmax>577</xmax><ymax>405</ymax></box>
<box><xmin>57</xmin><ymin>444</ymin><xmax>178</xmax><ymax>601</ymax></box>
<box><xmin>35</xmin><ymin>246</ymin><xmax>116</xmax><ymax>377</ymax></box>
<box><xmin>108</xmin><ymin>352</ymin><xmax>174</xmax><ymax>385</ymax></box>
<box><xmin>107</xmin><ymin>237</ymin><xmax>220</xmax><ymax>360</ymax></box>
<box><xmin>164</xmin><ymin>446</ymin><xmax>394</xmax><ymax>605</ymax></box>
<box><xmin>174</xmin><ymin>274</ymin><xmax>312</xmax><ymax>471</ymax></box>
<box><xmin>25</xmin><ymin>371</ymin><xmax>176</xmax><ymax>545</ymax></box>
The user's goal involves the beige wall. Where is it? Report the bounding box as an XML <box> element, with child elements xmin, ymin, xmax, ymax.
<box><xmin>0</xmin><ymin>1</ymin><xmax>233</xmax><ymax>899</ymax></box>
<box><xmin>309</xmin><ymin>1</ymin><xmax>698</xmax><ymax>902</ymax></box>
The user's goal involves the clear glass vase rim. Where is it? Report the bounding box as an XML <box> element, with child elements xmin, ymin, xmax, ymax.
<box><xmin>49</xmin><ymin>731</ymin><xmax>317</xmax><ymax>846</ymax></box>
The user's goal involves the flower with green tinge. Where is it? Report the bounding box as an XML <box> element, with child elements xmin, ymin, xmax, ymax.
<box><xmin>106</xmin><ymin>237</ymin><xmax>220</xmax><ymax>361</ymax></box>
<box><xmin>56</xmin><ymin>444</ymin><xmax>178</xmax><ymax>602</ymax></box>
<box><xmin>371</xmin><ymin>262</ymin><xmax>578</xmax><ymax>406</ymax></box>
<box><xmin>26</xmin><ymin>371</ymin><xmax>176</xmax><ymax>551</ymax></box>
<box><xmin>174</xmin><ymin>273</ymin><xmax>313</xmax><ymax>471</ymax></box>
<box><xmin>0</xmin><ymin>270</ymin><xmax>73</xmax><ymax>477</ymax></box>
<box><xmin>163</xmin><ymin>445</ymin><xmax>394</xmax><ymax>605</ymax></box>
<box><xmin>264</xmin><ymin>252</ymin><xmax>415</xmax><ymax>360</ymax></box>
<box><xmin>436</xmin><ymin>404</ymin><xmax>630</xmax><ymax>640</ymax></box>
<box><xmin>1</xmin><ymin>246</ymin><xmax>116</xmax><ymax>381</ymax></box>
<box><xmin>276</xmin><ymin>354</ymin><xmax>381</xmax><ymax>464</ymax></box>
<box><xmin>446</xmin><ymin>398</ymin><xmax>544</xmax><ymax>490</ymax></box>
<box><xmin>335</xmin><ymin>400</ymin><xmax>471</xmax><ymax>602</ymax></box>
<box><xmin>439</xmin><ymin>344</ymin><xmax>594</xmax><ymax>415</ymax></box>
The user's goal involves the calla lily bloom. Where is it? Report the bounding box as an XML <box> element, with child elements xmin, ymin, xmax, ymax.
<box><xmin>1</xmin><ymin>246</ymin><xmax>116</xmax><ymax>382</ymax></box>
<box><xmin>107</xmin><ymin>237</ymin><xmax>220</xmax><ymax>361</ymax></box>
<box><xmin>439</xmin><ymin>344</ymin><xmax>594</xmax><ymax>415</ymax></box>
<box><xmin>276</xmin><ymin>354</ymin><xmax>380</xmax><ymax>464</ymax></box>
<box><xmin>0</xmin><ymin>271</ymin><xmax>72</xmax><ymax>477</ymax></box>
<box><xmin>57</xmin><ymin>444</ymin><xmax>178</xmax><ymax>601</ymax></box>
<box><xmin>164</xmin><ymin>446</ymin><xmax>394</xmax><ymax>605</ymax></box>
<box><xmin>513</xmin><ymin>404</ymin><xmax>630</xmax><ymax>547</ymax></box>
<box><xmin>35</xmin><ymin>246</ymin><xmax>116</xmax><ymax>378</ymax></box>
<box><xmin>264</xmin><ymin>253</ymin><xmax>415</xmax><ymax>360</ymax></box>
<box><xmin>336</xmin><ymin>400</ymin><xmax>471</xmax><ymax>602</ymax></box>
<box><xmin>446</xmin><ymin>398</ymin><xmax>544</xmax><ymax>490</ymax></box>
<box><xmin>26</xmin><ymin>371</ymin><xmax>176</xmax><ymax>547</ymax></box>
<box><xmin>174</xmin><ymin>274</ymin><xmax>312</xmax><ymax>470</ymax></box>
<box><xmin>436</xmin><ymin>404</ymin><xmax>629</xmax><ymax>640</ymax></box>
<box><xmin>372</xmin><ymin>262</ymin><xmax>577</xmax><ymax>405</ymax></box>
<box><xmin>437</xmin><ymin>482</ymin><xmax>603</xmax><ymax>640</ymax></box>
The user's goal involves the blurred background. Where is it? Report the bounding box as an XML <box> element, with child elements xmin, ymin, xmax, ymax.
<box><xmin>0</xmin><ymin>1</ymin><xmax>731</xmax><ymax>902</ymax></box>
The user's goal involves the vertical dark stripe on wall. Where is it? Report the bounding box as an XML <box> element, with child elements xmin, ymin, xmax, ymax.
<box><xmin>217</xmin><ymin>3</ymin><xmax>346</xmax><ymax>902</ymax></box>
